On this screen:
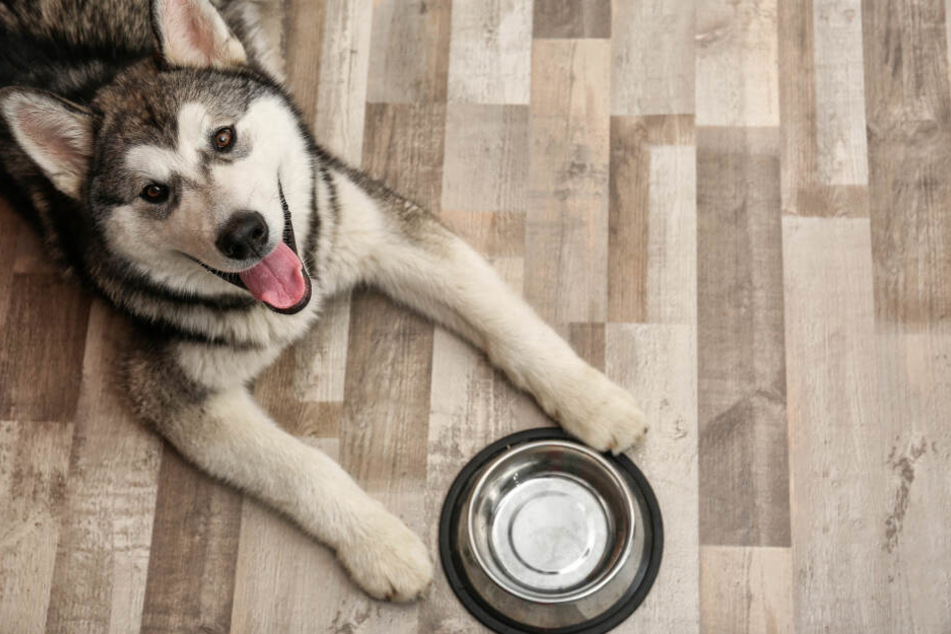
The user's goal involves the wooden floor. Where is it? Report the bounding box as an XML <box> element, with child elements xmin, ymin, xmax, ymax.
<box><xmin>2</xmin><ymin>0</ymin><xmax>951</xmax><ymax>632</ymax></box>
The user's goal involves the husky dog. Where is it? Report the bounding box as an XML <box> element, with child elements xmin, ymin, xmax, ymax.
<box><xmin>0</xmin><ymin>0</ymin><xmax>647</xmax><ymax>601</ymax></box>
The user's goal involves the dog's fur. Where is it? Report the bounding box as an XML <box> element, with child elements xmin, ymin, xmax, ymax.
<box><xmin>0</xmin><ymin>0</ymin><xmax>647</xmax><ymax>600</ymax></box>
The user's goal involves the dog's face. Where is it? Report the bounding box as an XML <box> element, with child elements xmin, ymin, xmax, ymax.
<box><xmin>0</xmin><ymin>0</ymin><xmax>314</xmax><ymax>313</ymax></box>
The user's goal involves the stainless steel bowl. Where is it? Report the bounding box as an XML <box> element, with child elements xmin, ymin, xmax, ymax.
<box><xmin>440</xmin><ymin>429</ymin><xmax>662</xmax><ymax>634</ymax></box>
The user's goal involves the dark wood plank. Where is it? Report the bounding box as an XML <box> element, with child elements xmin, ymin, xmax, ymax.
<box><xmin>532</xmin><ymin>0</ymin><xmax>611</xmax><ymax>39</ymax></box>
<box><xmin>568</xmin><ymin>322</ymin><xmax>605</xmax><ymax>371</ymax></box>
<box><xmin>367</xmin><ymin>0</ymin><xmax>452</xmax><ymax>104</ymax></box>
<box><xmin>697</xmin><ymin>126</ymin><xmax>790</xmax><ymax>547</ymax></box>
<box><xmin>0</xmin><ymin>198</ymin><xmax>21</xmax><ymax>334</ymax></box>
<box><xmin>282</xmin><ymin>0</ymin><xmax>326</xmax><ymax>122</ymax></box>
<box><xmin>0</xmin><ymin>274</ymin><xmax>90</xmax><ymax>423</ymax></box>
<box><xmin>139</xmin><ymin>448</ymin><xmax>243</xmax><ymax>634</ymax></box>
<box><xmin>608</xmin><ymin>116</ymin><xmax>650</xmax><ymax>323</ymax></box>
<box><xmin>862</xmin><ymin>0</ymin><xmax>951</xmax><ymax>327</ymax></box>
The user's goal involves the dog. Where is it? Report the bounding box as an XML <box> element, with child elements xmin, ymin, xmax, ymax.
<box><xmin>0</xmin><ymin>0</ymin><xmax>647</xmax><ymax>601</ymax></box>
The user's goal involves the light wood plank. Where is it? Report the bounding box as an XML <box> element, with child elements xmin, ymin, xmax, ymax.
<box><xmin>606</xmin><ymin>323</ymin><xmax>699</xmax><ymax>633</ymax></box>
<box><xmin>532</xmin><ymin>0</ymin><xmax>611</xmax><ymax>38</ymax></box>
<box><xmin>525</xmin><ymin>39</ymin><xmax>610</xmax><ymax>330</ymax></box>
<box><xmin>367</xmin><ymin>0</ymin><xmax>451</xmax><ymax>104</ymax></box>
<box><xmin>812</xmin><ymin>0</ymin><xmax>868</xmax><ymax>186</ymax></box>
<box><xmin>646</xmin><ymin>144</ymin><xmax>696</xmax><ymax>325</ymax></box>
<box><xmin>697</xmin><ymin>127</ymin><xmax>790</xmax><ymax>547</ymax></box>
<box><xmin>783</xmin><ymin>216</ymin><xmax>893</xmax><ymax>633</ymax></box>
<box><xmin>314</xmin><ymin>0</ymin><xmax>373</xmax><ymax>164</ymax></box>
<box><xmin>441</xmin><ymin>104</ymin><xmax>529</xmax><ymax>213</ymax></box>
<box><xmin>696</xmin><ymin>0</ymin><xmax>779</xmax><ymax>127</ymax></box>
<box><xmin>446</xmin><ymin>0</ymin><xmax>533</xmax><ymax>105</ymax></box>
<box><xmin>43</xmin><ymin>303</ymin><xmax>162</xmax><ymax>634</ymax></box>
<box><xmin>611</xmin><ymin>0</ymin><xmax>695</xmax><ymax>116</ymax></box>
<box><xmin>700</xmin><ymin>546</ymin><xmax>792</xmax><ymax>634</ymax></box>
<box><xmin>0</xmin><ymin>420</ymin><xmax>73</xmax><ymax>634</ymax></box>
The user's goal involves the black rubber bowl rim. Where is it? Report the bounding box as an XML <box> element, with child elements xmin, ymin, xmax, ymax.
<box><xmin>438</xmin><ymin>427</ymin><xmax>664</xmax><ymax>634</ymax></box>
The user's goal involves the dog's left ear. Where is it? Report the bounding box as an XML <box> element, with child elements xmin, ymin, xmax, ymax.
<box><xmin>151</xmin><ymin>0</ymin><xmax>247</xmax><ymax>70</ymax></box>
<box><xmin>0</xmin><ymin>88</ymin><xmax>94</xmax><ymax>200</ymax></box>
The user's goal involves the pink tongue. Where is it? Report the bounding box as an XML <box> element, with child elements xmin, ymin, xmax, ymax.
<box><xmin>239</xmin><ymin>242</ymin><xmax>307</xmax><ymax>310</ymax></box>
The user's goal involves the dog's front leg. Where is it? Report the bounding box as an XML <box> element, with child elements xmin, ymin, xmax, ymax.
<box><xmin>127</xmin><ymin>354</ymin><xmax>433</xmax><ymax>600</ymax></box>
<box><xmin>332</xmin><ymin>177</ymin><xmax>647</xmax><ymax>453</ymax></box>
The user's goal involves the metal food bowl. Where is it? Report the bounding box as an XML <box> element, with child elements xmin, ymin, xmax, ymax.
<box><xmin>439</xmin><ymin>428</ymin><xmax>663</xmax><ymax>634</ymax></box>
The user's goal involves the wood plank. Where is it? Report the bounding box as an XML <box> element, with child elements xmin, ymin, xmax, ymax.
<box><xmin>783</xmin><ymin>216</ymin><xmax>893</xmax><ymax>633</ymax></box>
<box><xmin>44</xmin><ymin>303</ymin><xmax>162</xmax><ymax>634</ymax></box>
<box><xmin>874</xmin><ymin>329</ymin><xmax>951</xmax><ymax>630</ymax></box>
<box><xmin>607</xmin><ymin>116</ymin><xmax>650</xmax><ymax>323</ymax></box>
<box><xmin>700</xmin><ymin>546</ymin><xmax>793</xmax><ymax>634</ymax></box>
<box><xmin>525</xmin><ymin>39</ymin><xmax>610</xmax><ymax>330</ymax></box>
<box><xmin>611</xmin><ymin>0</ymin><xmax>694</xmax><ymax>116</ymax></box>
<box><xmin>367</xmin><ymin>0</ymin><xmax>451</xmax><ymax>104</ymax></box>
<box><xmin>0</xmin><ymin>420</ymin><xmax>73</xmax><ymax>634</ymax></box>
<box><xmin>314</xmin><ymin>0</ymin><xmax>373</xmax><ymax>164</ymax></box>
<box><xmin>447</xmin><ymin>0</ymin><xmax>533</xmax><ymax>105</ymax></box>
<box><xmin>862</xmin><ymin>0</ymin><xmax>951</xmax><ymax>327</ymax></box>
<box><xmin>605</xmin><ymin>323</ymin><xmax>699</xmax><ymax>633</ymax></box>
<box><xmin>439</xmin><ymin>210</ymin><xmax>525</xmax><ymax>259</ymax></box>
<box><xmin>696</xmin><ymin>0</ymin><xmax>779</xmax><ymax>127</ymax></box>
<box><xmin>0</xmin><ymin>198</ymin><xmax>20</xmax><ymax>334</ymax></box>
<box><xmin>697</xmin><ymin>127</ymin><xmax>790</xmax><ymax>547</ymax></box>
<box><xmin>139</xmin><ymin>449</ymin><xmax>243</xmax><ymax>634</ymax></box>
<box><xmin>779</xmin><ymin>0</ymin><xmax>870</xmax><ymax>217</ymax></box>
<box><xmin>0</xmin><ymin>274</ymin><xmax>91</xmax><ymax>423</ymax></box>
<box><xmin>532</xmin><ymin>0</ymin><xmax>611</xmax><ymax>39</ymax></box>
<box><xmin>441</xmin><ymin>104</ymin><xmax>529</xmax><ymax>213</ymax></box>
<box><xmin>812</xmin><ymin>0</ymin><xmax>868</xmax><ymax>186</ymax></box>
<box><xmin>646</xmin><ymin>144</ymin><xmax>696</xmax><ymax>325</ymax></box>
<box><xmin>282</xmin><ymin>0</ymin><xmax>326</xmax><ymax>120</ymax></box>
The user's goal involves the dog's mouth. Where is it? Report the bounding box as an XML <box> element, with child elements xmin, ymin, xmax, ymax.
<box><xmin>199</xmin><ymin>183</ymin><xmax>312</xmax><ymax>315</ymax></box>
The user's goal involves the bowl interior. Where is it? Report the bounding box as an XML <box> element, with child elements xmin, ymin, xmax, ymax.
<box><xmin>466</xmin><ymin>441</ymin><xmax>635</xmax><ymax>604</ymax></box>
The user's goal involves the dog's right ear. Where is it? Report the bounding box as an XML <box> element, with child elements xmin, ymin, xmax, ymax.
<box><xmin>0</xmin><ymin>88</ymin><xmax>94</xmax><ymax>200</ymax></box>
<box><xmin>150</xmin><ymin>0</ymin><xmax>248</xmax><ymax>70</ymax></box>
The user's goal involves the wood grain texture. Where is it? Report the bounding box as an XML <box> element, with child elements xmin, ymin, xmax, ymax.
<box><xmin>446</xmin><ymin>0</ymin><xmax>533</xmax><ymax>105</ymax></box>
<box><xmin>44</xmin><ymin>304</ymin><xmax>162</xmax><ymax>634</ymax></box>
<box><xmin>532</xmin><ymin>0</ymin><xmax>611</xmax><ymax>38</ymax></box>
<box><xmin>700</xmin><ymin>546</ymin><xmax>793</xmax><ymax>634</ymax></box>
<box><xmin>698</xmin><ymin>127</ymin><xmax>790</xmax><ymax>547</ymax></box>
<box><xmin>525</xmin><ymin>39</ymin><xmax>610</xmax><ymax>330</ymax></box>
<box><xmin>611</xmin><ymin>0</ymin><xmax>695</xmax><ymax>116</ymax></box>
<box><xmin>441</xmin><ymin>104</ymin><xmax>529</xmax><ymax>213</ymax></box>
<box><xmin>778</xmin><ymin>0</ymin><xmax>870</xmax><ymax>217</ymax></box>
<box><xmin>3</xmin><ymin>1</ymin><xmax>951</xmax><ymax>632</ymax></box>
<box><xmin>0</xmin><ymin>419</ymin><xmax>72</xmax><ymax>634</ymax></box>
<box><xmin>606</xmin><ymin>324</ymin><xmax>699</xmax><ymax>633</ymax></box>
<box><xmin>862</xmin><ymin>0</ymin><xmax>951</xmax><ymax>327</ymax></box>
<box><xmin>367</xmin><ymin>0</ymin><xmax>451</xmax><ymax>104</ymax></box>
<box><xmin>696</xmin><ymin>0</ymin><xmax>779</xmax><ymax>127</ymax></box>
<box><xmin>783</xmin><ymin>217</ymin><xmax>892</xmax><ymax>633</ymax></box>
<box><xmin>0</xmin><ymin>274</ymin><xmax>90</xmax><ymax>423</ymax></box>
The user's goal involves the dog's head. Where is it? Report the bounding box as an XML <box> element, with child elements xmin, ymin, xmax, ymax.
<box><xmin>0</xmin><ymin>0</ymin><xmax>314</xmax><ymax>314</ymax></box>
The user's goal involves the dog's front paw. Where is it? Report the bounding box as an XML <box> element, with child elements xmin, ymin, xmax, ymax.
<box><xmin>556</xmin><ymin>366</ymin><xmax>648</xmax><ymax>454</ymax></box>
<box><xmin>337</xmin><ymin>507</ymin><xmax>434</xmax><ymax>602</ymax></box>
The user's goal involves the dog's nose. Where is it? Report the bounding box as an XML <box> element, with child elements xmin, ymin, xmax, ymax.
<box><xmin>216</xmin><ymin>211</ymin><xmax>269</xmax><ymax>260</ymax></box>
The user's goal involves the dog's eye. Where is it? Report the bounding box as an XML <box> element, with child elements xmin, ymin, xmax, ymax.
<box><xmin>140</xmin><ymin>183</ymin><xmax>169</xmax><ymax>204</ymax></box>
<box><xmin>213</xmin><ymin>126</ymin><xmax>235</xmax><ymax>151</ymax></box>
